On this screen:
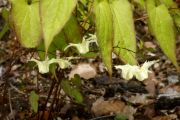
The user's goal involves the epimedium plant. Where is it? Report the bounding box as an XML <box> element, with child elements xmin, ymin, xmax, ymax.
<box><xmin>8</xmin><ymin>0</ymin><xmax>180</xmax><ymax>76</ymax></box>
<box><xmin>2</xmin><ymin>0</ymin><xmax>180</xmax><ymax>112</ymax></box>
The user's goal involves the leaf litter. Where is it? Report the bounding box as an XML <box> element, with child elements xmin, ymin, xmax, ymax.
<box><xmin>0</xmin><ymin>3</ymin><xmax>180</xmax><ymax>120</ymax></box>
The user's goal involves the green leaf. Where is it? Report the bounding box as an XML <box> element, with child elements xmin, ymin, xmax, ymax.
<box><xmin>171</xmin><ymin>9</ymin><xmax>180</xmax><ymax>31</ymax></box>
<box><xmin>94</xmin><ymin>0</ymin><xmax>113</xmax><ymax>77</ymax></box>
<box><xmin>115</xmin><ymin>113</ymin><xmax>128</xmax><ymax>120</ymax></box>
<box><xmin>174</xmin><ymin>14</ymin><xmax>180</xmax><ymax>29</ymax></box>
<box><xmin>61</xmin><ymin>80</ymin><xmax>83</xmax><ymax>103</ymax></box>
<box><xmin>37</xmin><ymin>15</ymin><xmax>82</xmax><ymax>59</ymax></box>
<box><xmin>71</xmin><ymin>74</ymin><xmax>81</xmax><ymax>87</ymax></box>
<box><xmin>79</xmin><ymin>0</ymin><xmax>88</xmax><ymax>6</ymax></box>
<box><xmin>63</xmin><ymin>15</ymin><xmax>82</xmax><ymax>44</ymax></box>
<box><xmin>37</xmin><ymin>42</ymin><xmax>55</xmax><ymax>60</ymax></box>
<box><xmin>134</xmin><ymin>0</ymin><xmax>145</xmax><ymax>9</ymax></box>
<box><xmin>53</xmin><ymin>32</ymin><xmax>68</xmax><ymax>51</ymax></box>
<box><xmin>152</xmin><ymin>5</ymin><xmax>179</xmax><ymax>69</ymax></box>
<box><xmin>81</xmin><ymin>52</ymin><xmax>98</xmax><ymax>58</ymax></box>
<box><xmin>10</xmin><ymin>0</ymin><xmax>41</xmax><ymax>48</ymax></box>
<box><xmin>159</xmin><ymin>0</ymin><xmax>176</xmax><ymax>7</ymax></box>
<box><xmin>2</xmin><ymin>8</ymin><xmax>9</xmax><ymax>22</ymax></box>
<box><xmin>70</xmin><ymin>88</ymin><xmax>83</xmax><ymax>103</ymax></box>
<box><xmin>146</xmin><ymin>0</ymin><xmax>156</xmax><ymax>35</ymax></box>
<box><xmin>29</xmin><ymin>91</ymin><xmax>39</xmax><ymax>113</ymax></box>
<box><xmin>110</xmin><ymin>0</ymin><xmax>137</xmax><ymax>65</ymax></box>
<box><xmin>40</xmin><ymin>0</ymin><xmax>77</xmax><ymax>52</ymax></box>
<box><xmin>0</xmin><ymin>23</ymin><xmax>9</xmax><ymax>41</ymax></box>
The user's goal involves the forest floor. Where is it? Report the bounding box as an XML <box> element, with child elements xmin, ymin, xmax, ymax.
<box><xmin>0</xmin><ymin>29</ymin><xmax>180</xmax><ymax>120</ymax></box>
<box><xmin>0</xmin><ymin>6</ymin><xmax>180</xmax><ymax>120</ymax></box>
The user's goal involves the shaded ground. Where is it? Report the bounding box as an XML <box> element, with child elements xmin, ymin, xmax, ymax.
<box><xmin>0</xmin><ymin>4</ymin><xmax>180</xmax><ymax>120</ymax></box>
<box><xmin>0</xmin><ymin>31</ymin><xmax>180</xmax><ymax>120</ymax></box>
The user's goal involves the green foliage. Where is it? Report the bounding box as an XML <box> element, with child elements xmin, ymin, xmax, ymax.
<box><xmin>159</xmin><ymin>0</ymin><xmax>175</xmax><ymax>7</ymax></box>
<box><xmin>9</xmin><ymin>0</ymin><xmax>41</xmax><ymax>48</ymax></box>
<box><xmin>134</xmin><ymin>0</ymin><xmax>145</xmax><ymax>9</ymax></box>
<box><xmin>29</xmin><ymin>91</ymin><xmax>39</xmax><ymax>113</ymax></box>
<box><xmin>0</xmin><ymin>9</ymin><xmax>10</xmax><ymax>40</ymax></box>
<box><xmin>2</xmin><ymin>8</ymin><xmax>9</xmax><ymax>22</ymax></box>
<box><xmin>8</xmin><ymin>0</ymin><xmax>180</xmax><ymax>74</ymax></box>
<box><xmin>147</xmin><ymin>2</ymin><xmax>179</xmax><ymax>70</ymax></box>
<box><xmin>171</xmin><ymin>9</ymin><xmax>180</xmax><ymax>31</ymax></box>
<box><xmin>174</xmin><ymin>14</ymin><xmax>180</xmax><ymax>30</ymax></box>
<box><xmin>146</xmin><ymin>0</ymin><xmax>156</xmax><ymax>35</ymax></box>
<box><xmin>94</xmin><ymin>0</ymin><xmax>113</xmax><ymax>77</ymax></box>
<box><xmin>37</xmin><ymin>15</ymin><xmax>82</xmax><ymax>59</ymax></box>
<box><xmin>61</xmin><ymin>77</ymin><xmax>83</xmax><ymax>103</ymax></box>
<box><xmin>154</xmin><ymin>5</ymin><xmax>178</xmax><ymax>69</ymax></box>
<box><xmin>110</xmin><ymin>0</ymin><xmax>137</xmax><ymax>65</ymax></box>
<box><xmin>71</xmin><ymin>74</ymin><xmax>82</xmax><ymax>87</ymax></box>
<box><xmin>63</xmin><ymin>15</ymin><xmax>82</xmax><ymax>44</ymax></box>
<box><xmin>0</xmin><ymin>22</ymin><xmax>9</xmax><ymax>41</ymax></box>
<box><xmin>40</xmin><ymin>0</ymin><xmax>77</xmax><ymax>52</ymax></box>
<box><xmin>114</xmin><ymin>113</ymin><xmax>128</xmax><ymax>120</ymax></box>
<box><xmin>6</xmin><ymin>1</ymin><xmax>180</xmax><ymax>112</ymax></box>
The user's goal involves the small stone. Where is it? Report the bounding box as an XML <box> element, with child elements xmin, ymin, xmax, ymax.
<box><xmin>144</xmin><ymin>42</ymin><xmax>156</xmax><ymax>49</ymax></box>
<box><xmin>0</xmin><ymin>66</ymin><xmax>4</xmax><ymax>77</ymax></box>
<box><xmin>168</xmin><ymin>75</ymin><xmax>179</xmax><ymax>84</ymax></box>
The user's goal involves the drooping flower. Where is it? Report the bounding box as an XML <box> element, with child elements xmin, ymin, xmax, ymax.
<box><xmin>29</xmin><ymin>58</ymin><xmax>71</xmax><ymax>74</ymax></box>
<box><xmin>115</xmin><ymin>64</ymin><xmax>139</xmax><ymax>80</ymax></box>
<box><xmin>135</xmin><ymin>61</ymin><xmax>157</xmax><ymax>81</ymax></box>
<box><xmin>115</xmin><ymin>60</ymin><xmax>158</xmax><ymax>81</ymax></box>
<box><xmin>50</xmin><ymin>58</ymin><xmax>71</xmax><ymax>69</ymax></box>
<box><xmin>64</xmin><ymin>34</ymin><xmax>98</xmax><ymax>54</ymax></box>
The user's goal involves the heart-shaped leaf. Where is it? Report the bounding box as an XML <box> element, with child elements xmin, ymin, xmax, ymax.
<box><xmin>37</xmin><ymin>15</ymin><xmax>82</xmax><ymax>61</ymax></box>
<box><xmin>94</xmin><ymin>0</ymin><xmax>113</xmax><ymax>77</ymax></box>
<box><xmin>110</xmin><ymin>0</ymin><xmax>137</xmax><ymax>65</ymax></box>
<box><xmin>10</xmin><ymin>0</ymin><xmax>41</xmax><ymax>48</ymax></box>
<box><xmin>151</xmin><ymin>5</ymin><xmax>179</xmax><ymax>70</ymax></box>
<box><xmin>40</xmin><ymin>0</ymin><xmax>77</xmax><ymax>52</ymax></box>
<box><xmin>61</xmin><ymin>79</ymin><xmax>83</xmax><ymax>103</ymax></box>
<box><xmin>146</xmin><ymin>0</ymin><xmax>156</xmax><ymax>35</ymax></box>
<box><xmin>63</xmin><ymin>15</ymin><xmax>82</xmax><ymax>44</ymax></box>
<box><xmin>29</xmin><ymin>91</ymin><xmax>39</xmax><ymax>113</ymax></box>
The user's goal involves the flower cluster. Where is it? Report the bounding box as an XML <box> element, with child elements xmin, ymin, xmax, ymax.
<box><xmin>29</xmin><ymin>58</ymin><xmax>71</xmax><ymax>74</ymax></box>
<box><xmin>115</xmin><ymin>60</ymin><xmax>158</xmax><ymax>81</ymax></box>
<box><xmin>29</xmin><ymin>33</ymin><xmax>157</xmax><ymax>82</ymax></box>
<box><xmin>29</xmin><ymin>34</ymin><xmax>98</xmax><ymax>74</ymax></box>
<box><xmin>64</xmin><ymin>34</ymin><xmax>98</xmax><ymax>54</ymax></box>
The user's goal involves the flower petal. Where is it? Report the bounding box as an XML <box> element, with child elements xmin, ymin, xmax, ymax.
<box><xmin>135</xmin><ymin>69</ymin><xmax>148</xmax><ymax>81</ymax></box>
<box><xmin>64</xmin><ymin>34</ymin><xmax>98</xmax><ymax>54</ymax></box>
<box><xmin>115</xmin><ymin>64</ymin><xmax>139</xmax><ymax>80</ymax></box>
<box><xmin>64</xmin><ymin>43</ymin><xmax>79</xmax><ymax>51</ymax></box>
<box><xmin>50</xmin><ymin>58</ymin><xmax>71</xmax><ymax>69</ymax></box>
<box><xmin>29</xmin><ymin>58</ymin><xmax>50</xmax><ymax>74</ymax></box>
<box><xmin>141</xmin><ymin>60</ymin><xmax>158</xmax><ymax>70</ymax></box>
<box><xmin>115</xmin><ymin>60</ymin><xmax>158</xmax><ymax>81</ymax></box>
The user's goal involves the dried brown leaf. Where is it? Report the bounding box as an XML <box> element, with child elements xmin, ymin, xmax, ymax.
<box><xmin>91</xmin><ymin>97</ymin><xmax>125</xmax><ymax>116</ymax></box>
<box><xmin>69</xmin><ymin>63</ymin><xmax>97</xmax><ymax>79</ymax></box>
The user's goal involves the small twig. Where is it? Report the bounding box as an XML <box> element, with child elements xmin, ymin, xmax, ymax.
<box><xmin>8</xmin><ymin>89</ymin><xmax>15</xmax><ymax>120</ymax></box>
<box><xmin>89</xmin><ymin>114</ymin><xmax>115</xmax><ymax>120</ymax></box>
<box><xmin>134</xmin><ymin>15</ymin><xmax>148</xmax><ymax>21</ymax></box>
<box><xmin>40</xmin><ymin>78</ymin><xmax>56</xmax><ymax>120</ymax></box>
<box><xmin>9</xmin><ymin>83</ymin><xmax>26</xmax><ymax>95</ymax></box>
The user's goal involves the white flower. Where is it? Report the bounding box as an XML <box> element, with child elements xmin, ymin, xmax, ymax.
<box><xmin>50</xmin><ymin>58</ymin><xmax>71</xmax><ymax>69</ymax></box>
<box><xmin>115</xmin><ymin>60</ymin><xmax>158</xmax><ymax>81</ymax></box>
<box><xmin>115</xmin><ymin>64</ymin><xmax>139</xmax><ymax>80</ymax></box>
<box><xmin>64</xmin><ymin>34</ymin><xmax>98</xmax><ymax>54</ymax></box>
<box><xmin>29</xmin><ymin>58</ymin><xmax>71</xmax><ymax>74</ymax></box>
<box><xmin>135</xmin><ymin>61</ymin><xmax>157</xmax><ymax>81</ymax></box>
